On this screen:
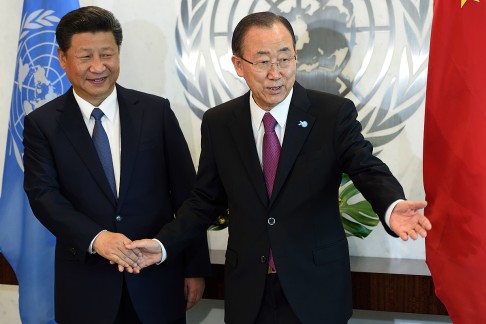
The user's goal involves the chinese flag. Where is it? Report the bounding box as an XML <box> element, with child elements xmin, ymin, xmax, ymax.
<box><xmin>423</xmin><ymin>0</ymin><xmax>486</xmax><ymax>323</ymax></box>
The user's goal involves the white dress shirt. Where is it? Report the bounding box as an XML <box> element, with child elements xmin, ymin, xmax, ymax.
<box><xmin>73</xmin><ymin>88</ymin><xmax>121</xmax><ymax>196</ymax></box>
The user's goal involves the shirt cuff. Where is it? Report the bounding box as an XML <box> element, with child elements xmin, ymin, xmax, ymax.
<box><xmin>152</xmin><ymin>238</ymin><xmax>167</xmax><ymax>265</ymax></box>
<box><xmin>89</xmin><ymin>230</ymin><xmax>107</xmax><ymax>254</ymax></box>
<box><xmin>385</xmin><ymin>199</ymin><xmax>405</xmax><ymax>227</ymax></box>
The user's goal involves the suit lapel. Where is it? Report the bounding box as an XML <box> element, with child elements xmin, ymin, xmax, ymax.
<box><xmin>58</xmin><ymin>89</ymin><xmax>117</xmax><ymax>206</ymax></box>
<box><xmin>271</xmin><ymin>83</ymin><xmax>315</xmax><ymax>204</ymax></box>
<box><xmin>116</xmin><ymin>85</ymin><xmax>143</xmax><ymax>210</ymax></box>
<box><xmin>228</xmin><ymin>95</ymin><xmax>269</xmax><ymax>206</ymax></box>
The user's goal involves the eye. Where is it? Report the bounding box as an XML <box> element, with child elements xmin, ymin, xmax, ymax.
<box><xmin>279</xmin><ymin>58</ymin><xmax>290</xmax><ymax>63</ymax></box>
<box><xmin>257</xmin><ymin>60</ymin><xmax>270</xmax><ymax>66</ymax></box>
<box><xmin>101</xmin><ymin>54</ymin><xmax>113</xmax><ymax>58</ymax></box>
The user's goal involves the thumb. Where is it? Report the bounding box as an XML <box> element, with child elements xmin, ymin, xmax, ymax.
<box><xmin>409</xmin><ymin>200</ymin><xmax>427</xmax><ymax>210</ymax></box>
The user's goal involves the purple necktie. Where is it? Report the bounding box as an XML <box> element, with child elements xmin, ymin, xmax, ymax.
<box><xmin>262</xmin><ymin>112</ymin><xmax>280</xmax><ymax>273</ymax></box>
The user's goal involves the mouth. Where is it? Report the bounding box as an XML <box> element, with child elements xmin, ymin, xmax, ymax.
<box><xmin>267</xmin><ymin>85</ymin><xmax>283</xmax><ymax>93</ymax></box>
<box><xmin>88</xmin><ymin>77</ymin><xmax>107</xmax><ymax>85</ymax></box>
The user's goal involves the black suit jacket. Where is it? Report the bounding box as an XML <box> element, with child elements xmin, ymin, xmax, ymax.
<box><xmin>23</xmin><ymin>84</ymin><xmax>211</xmax><ymax>324</ymax></box>
<box><xmin>157</xmin><ymin>82</ymin><xmax>405</xmax><ymax>323</ymax></box>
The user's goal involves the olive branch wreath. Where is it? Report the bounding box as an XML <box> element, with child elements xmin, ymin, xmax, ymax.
<box><xmin>19</xmin><ymin>9</ymin><xmax>60</xmax><ymax>41</ymax></box>
<box><xmin>176</xmin><ymin>0</ymin><xmax>431</xmax><ymax>238</ymax></box>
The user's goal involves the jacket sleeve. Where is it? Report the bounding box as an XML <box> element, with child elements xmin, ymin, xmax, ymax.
<box><xmin>334</xmin><ymin>99</ymin><xmax>405</xmax><ymax>237</ymax></box>
<box><xmin>160</xmin><ymin>102</ymin><xmax>211</xmax><ymax>277</ymax></box>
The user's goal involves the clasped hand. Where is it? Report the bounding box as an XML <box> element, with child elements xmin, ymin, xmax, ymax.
<box><xmin>93</xmin><ymin>231</ymin><xmax>144</xmax><ymax>273</ymax></box>
<box><xmin>93</xmin><ymin>232</ymin><xmax>164</xmax><ymax>273</ymax></box>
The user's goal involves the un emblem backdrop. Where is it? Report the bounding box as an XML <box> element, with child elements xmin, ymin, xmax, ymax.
<box><xmin>176</xmin><ymin>0</ymin><xmax>431</xmax><ymax>258</ymax></box>
<box><xmin>10</xmin><ymin>9</ymin><xmax>71</xmax><ymax>170</ymax></box>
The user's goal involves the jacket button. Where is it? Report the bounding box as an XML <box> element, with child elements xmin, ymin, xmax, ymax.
<box><xmin>115</xmin><ymin>215</ymin><xmax>122</xmax><ymax>222</ymax></box>
<box><xmin>268</xmin><ymin>217</ymin><xmax>275</xmax><ymax>225</ymax></box>
<box><xmin>260</xmin><ymin>256</ymin><xmax>267</xmax><ymax>263</ymax></box>
<box><xmin>69</xmin><ymin>248</ymin><xmax>76</xmax><ymax>255</ymax></box>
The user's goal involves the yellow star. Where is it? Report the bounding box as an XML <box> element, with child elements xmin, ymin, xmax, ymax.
<box><xmin>461</xmin><ymin>0</ymin><xmax>480</xmax><ymax>8</ymax></box>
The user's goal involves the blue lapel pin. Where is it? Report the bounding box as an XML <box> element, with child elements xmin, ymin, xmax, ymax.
<box><xmin>298</xmin><ymin>120</ymin><xmax>308</xmax><ymax>128</ymax></box>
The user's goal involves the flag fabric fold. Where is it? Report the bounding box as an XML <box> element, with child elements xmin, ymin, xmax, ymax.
<box><xmin>0</xmin><ymin>1</ymin><xmax>78</xmax><ymax>323</ymax></box>
<box><xmin>424</xmin><ymin>0</ymin><xmax>486</xmax><ymax>323</ymax></box>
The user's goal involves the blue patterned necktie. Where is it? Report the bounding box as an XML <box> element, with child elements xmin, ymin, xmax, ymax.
<box><xmin>91</xmin><ymin>108</ymin><xmax>116</xmax><ymax>197</ymax></box>
<box><xmin>262</xmin><ymin>112</ymin><xmax>281</xmax><ymax>273</ymax></box>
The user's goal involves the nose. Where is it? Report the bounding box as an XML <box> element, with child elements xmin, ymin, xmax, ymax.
<box><xmin>267</xmin><ymin>64</ymin><xmax>281</xmax><ymax>79</ymax></box>
<box><xmin>89</xmin><ymin>56</ymin><xmax>106</xmax><ymax>73</ymax></box>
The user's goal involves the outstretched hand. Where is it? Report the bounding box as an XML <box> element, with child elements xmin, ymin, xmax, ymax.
<box><xmin>125</xmin><ymin>239</ymin><xmax>163</xmax><ymax>269</ymax></box>
<box><xmin>389</xmin><ymin>200</ymin><xmax>431</xmax><ymax>241</ymax></box>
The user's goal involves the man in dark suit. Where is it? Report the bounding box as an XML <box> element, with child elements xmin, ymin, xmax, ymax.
<box><xmin>23</xmin><ymin>6</ymin><xmax>210</xmax><ymax>324</ymax></box>
<box><xmin>128</xmin><ymin>12</ymin><xmax>432</xmax><ymax>323</ymax></box>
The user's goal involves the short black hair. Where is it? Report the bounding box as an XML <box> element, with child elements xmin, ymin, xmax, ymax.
<box><xmin>56</xmin><ymin>6</ymin><xmax>123</xmax><ymax>52</ymax></box>
<box><xmin>232</xmin><ymin>11</ymin><xmax>296</xmax><ymax>57</ymax></box>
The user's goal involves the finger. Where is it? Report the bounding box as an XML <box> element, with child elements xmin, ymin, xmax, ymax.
<box><xmin>416</xmin><ymin>226</ymin><xmax>428</xmax><ymax>238</ymax></box>
<box><xmin>113</xmin><ymin>255</ymin><xmax>130</xmax><ymax>268</ymax></box>
<box><xmin>419</xmin><ymin>216</ymin><xmax>432</xmax><ymax>230</ymax></box>
<box><xmin>186</xmin><ymin>294</ymin><xmax>197</xmax><ymax>310</ymax></box>
<box><xmin>124</xmin><ymin>242</ymin><xmax>142</xmax><ymax>256</ymax></box>
<box><xmin>410</xmin><ymin>200</ymin><xmax>428</xmax><ymax>210</ymax></box>
<box><xmin>185</xmin><ymin>286</ymin><xmax>196</xmax><ymax>309</ymax></box>
<box><xmin>186</xmin><ymin>300</ymin><xmax>196</xmax><ymax>310</ymax></box>
<box><xmin>125</xmin><ymin>240</ymin><xmax>144</xmax><ymax>249</ymax></box>
<box><xmin>120</xmin><ymin>248</ymin><xmax>140</xmax><ymax>264</ymax></box>
<box><xmin>399</xmin><ymin>231</ymin><xmax>409</xmax><ymax>241</ymax></box>
<box><xmin>408</xmin><ymin>230</ymin><xmax>419</xmax><ymax>240</ymax></box>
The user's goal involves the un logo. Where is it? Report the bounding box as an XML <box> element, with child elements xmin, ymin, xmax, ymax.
<box><xmin>176</xmin><ymin>0</ymin><xmax>431</xmax><ymax>151</ymax></box>
<box><xmin>9</xmin><ymin>10</ymin><xmax>70</xmax><ymax>171</ymax></box>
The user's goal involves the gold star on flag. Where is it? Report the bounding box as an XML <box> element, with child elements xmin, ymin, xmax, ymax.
<box><xmin>461</xmin><ymin>0</ymin><xmax>480</xmax><ymax>8</ymax></box>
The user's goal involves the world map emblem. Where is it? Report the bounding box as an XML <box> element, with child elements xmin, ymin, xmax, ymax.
<box><xmin>9</xmin><ymin>9</ymin><xmax>70</xmax><ymax>170</ymax></box>
<box><xmin>176</xmin><ymin>0</ymin><xmax>431</xmax><ymax>151</ymax></box>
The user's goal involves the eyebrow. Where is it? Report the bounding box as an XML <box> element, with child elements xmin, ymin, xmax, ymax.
<box><xmin>255</xmin><ymin>47</ymin><xmax>291</xmax><ymax>56</ymax></box>
<box><xmin>77</xmin><ymin>46</ymin><xmax>117</xmax><ymax>52</ymax></box>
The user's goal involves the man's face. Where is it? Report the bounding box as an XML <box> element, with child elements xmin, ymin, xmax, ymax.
<box><xmin>232</xmin><ymin>22</ymin><xmax>296</xmax><ymax>110</ymax></box>
<box><xmin>59</xmin><ymin>31</ymin><xmax>120</xmax><ymax>106</ymax></box>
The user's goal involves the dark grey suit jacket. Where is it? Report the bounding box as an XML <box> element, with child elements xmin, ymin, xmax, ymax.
<box><xmin>157</xmin><ymin>82</ymin><xmax>405</xmax><ymax>323</ymax></box>
<box><xmin>23</xmin><ymin>84</ymin><xmax>211</xmax><ymax>324</ymax></box>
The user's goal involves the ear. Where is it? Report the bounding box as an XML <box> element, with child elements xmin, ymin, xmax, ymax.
<box><xmin>231</xmin><ymin>55</ymin><xmax>245</xmax><ymax>78</ymax></box>
<box><xmin>58</xmin><ymin>48</ymin><xmax>67</xmax><ymax>70</ymax></box>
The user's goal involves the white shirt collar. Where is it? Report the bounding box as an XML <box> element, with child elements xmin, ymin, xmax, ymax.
<box><xmin>249</xmin><ymin>88</ymin><xmax>293</xmax><ymax>130</ymax></box>
<box><xmin>73</xmin><ymin>87</ymin><xmax>118</xmax><ymax>122</ymax></box>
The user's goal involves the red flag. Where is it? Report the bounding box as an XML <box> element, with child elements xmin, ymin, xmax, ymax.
<box><xmin>424</xmin><ymin>0</ymin><xmax>486</xmax><ymax>322</ymax></box>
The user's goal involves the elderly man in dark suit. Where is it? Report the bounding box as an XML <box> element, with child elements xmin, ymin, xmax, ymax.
<box><xmin>23</xmin><ymin>6</ymin><xmax>210</xmax><ymax>324</ymax></box>
<box><xmin>128</xmin><ymin>11</ymin><xmax>431</xmax><ymax>324</ymax></box>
